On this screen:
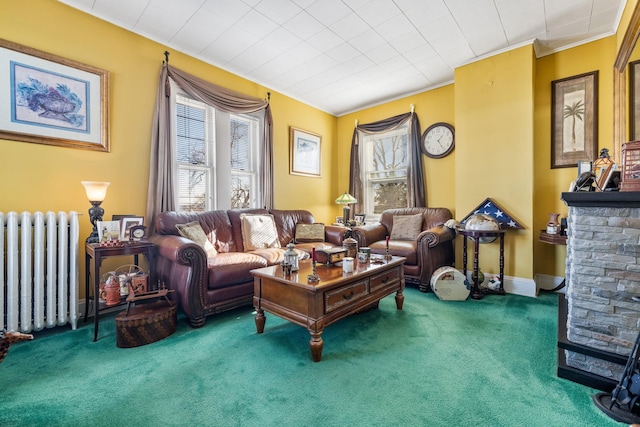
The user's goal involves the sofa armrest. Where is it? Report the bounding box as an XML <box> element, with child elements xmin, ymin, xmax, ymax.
<box><xmin>351</xmin><ymin>223</ymin><xmax>388</xmax><ymax>247</ymax></box>
<box><xmin>150</xmin><ymin>235</ymin><xmax>203</xmax><ymax>263</ymax></box>
<box><xmin>417</xmin><ymin>225</ymin><xmax>456</xmax><ymax>248</ymax></box>
<box><xmin>324</xmin><ymin>225</ymin><xmax>348</xmax><ymax>245</ymax></box>
<box><xmin>149</xmin><ymin>234</ymin><xmax>208</xmax><ymax>327</ymax></box>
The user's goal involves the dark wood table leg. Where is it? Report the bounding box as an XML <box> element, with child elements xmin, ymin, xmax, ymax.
<box><xmin>498</xmin><ymin>233</ymin><xmax>505</xmax><ymax>293</ymax></box>
<box><xmin>93</xmin><ymin>255</ymin><xmax>100</xmax><ymax>341</ymax></box>
<box><xmin>309</xmin><ymin>331</ymin><xmax>323</xmax><ymax>362</ymax></box>
<box><xmin>255</xmin><ymin>309</ymin><xmax>265</xmax><ymax>334</ymax></box>
<box><xmin>462</xmin><ymin>235</ymin><xmax>468</xmax><ymax>279</ymax></box>
<box><xmin>471</xmin><ymin>237</ymin><xmax>484</xmax><ymax>300</ymax></box>
<box><xmin>84</xmin><ymin>253</ymin><xmax>90</xmax><ymax>322</ymax></box>
<box><xmin>395</xmin><ymin>288</ymin><xmax>404</xmax><ymax>310</ymax></box>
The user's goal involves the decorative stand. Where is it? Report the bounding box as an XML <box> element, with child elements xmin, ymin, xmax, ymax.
<box><xmin>457</xmin><ymin>228</ymin><xmax>506</xmax><ymax>299</ymax></box>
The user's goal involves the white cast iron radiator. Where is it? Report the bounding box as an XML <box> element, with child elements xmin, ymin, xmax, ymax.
<box><xmin>0</xmin><ymin>211</ymin><xmax>80</xmax><ymax>333</ymax></box>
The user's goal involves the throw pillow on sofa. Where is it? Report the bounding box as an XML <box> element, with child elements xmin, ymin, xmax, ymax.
<box><xmin>240</xmin><ymin>214</ymin><xmax>281</xmax><ymax>251</ymax></box>
<box><xmin>390</xmin><ymin>213</ymin><xmax>423</xmax><ymax>240</ymax></box>
<box><xmin>295</xmin><ymin>223</ymin><xmax>325</xmax><ymax>243</ymax></box>
<box><xmin>175</xmin><ymin>221</ymin><xmax>218</xmax><ymax>257</ymax></box>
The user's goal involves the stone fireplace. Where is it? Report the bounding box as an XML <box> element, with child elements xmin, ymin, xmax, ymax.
<box><xmin>560</xmin><ymin>192</ymin><xmax>640</xmax><ymax>390</ymax></box>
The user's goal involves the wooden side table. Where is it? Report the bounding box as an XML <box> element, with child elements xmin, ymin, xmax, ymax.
<box><xmin>457</xmin><ymin>228</ymin><xmax>506</xmax><ymax>300</ymax></box>
<box><xmin>84</xmin><ymin>241</ymin><xmax>156</xmax><ymax>341</ymax></box>
<box><xmin>538</xmin><ymin>230</ymin><xmax>567</xmax><ymax>292</ymax></box>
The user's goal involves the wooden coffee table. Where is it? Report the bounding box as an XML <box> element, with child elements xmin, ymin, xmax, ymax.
<box><xmin>251</xmin><ymin>256</ymin><xmax>405</xmax><ymax>362</ymax></box>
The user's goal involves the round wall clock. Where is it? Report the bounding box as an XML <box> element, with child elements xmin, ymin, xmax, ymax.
<box><xmin>422</xmin><ymin>122</ymin><xmax>455</xmax><ymax>158</ymax></box>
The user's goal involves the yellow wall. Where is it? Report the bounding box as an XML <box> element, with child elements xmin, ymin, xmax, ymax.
<box><xmin>0</xmin><ymin>0</ymin><xmax>337</xmax><ymax>292</ymax></box>
<box><xmin>455</xmin><ymin>45</ymin><xmax>535</xmax><ymax>280</ymax></box>
<box><xmin>336</xmin><ymin>85</ymin><xmax>456</xmax><ymax>218</ymax></box>
<box><xmin>533</xmin><ymin>37</ymin><xmax>616</xmax><ymax>277</ymax></box>
<box><xmin>342</xmin><ymin>37</ymin><xmax>620</xmax><ymax>283</ymax></box>
<box><xmin>0</xmin><ymin>1</ymin><xmax>338</xmax><ymax>224</ymax></box>
<box><xmin>618</xmin><ymin>0</ymin><xmax>640</xmax><ymax>52</ymax></box>
<box><xmin>2</xmin><ymin>0</ymin><xmax>638</xmax><ymax>293</ymax></box>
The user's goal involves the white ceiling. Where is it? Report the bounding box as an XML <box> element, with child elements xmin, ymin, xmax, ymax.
<box><xmin>58</xmin><ymin>0</ymin><xmax>626</xmax><ymax>116</ymax></box>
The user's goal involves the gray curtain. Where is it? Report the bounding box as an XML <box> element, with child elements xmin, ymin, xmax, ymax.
<box><xmin>349</xmin><ymin>112</ymin><xmax>425</xmax><ymax>214</ymax></box>
<box><xmin>146</xmin><ymin>63</ymin><xmax>274</xmax><ymax>234</ymax></box>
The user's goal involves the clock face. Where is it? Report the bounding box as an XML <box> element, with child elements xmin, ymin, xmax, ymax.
<box><xmin>422</xmin><ymin>123</ymin><xmax>455</xmax><ymax>158</ymax></box>
<box><xmin>131</xmin><ymin>226</ymin><xmax>146</xmax><ymax>240</ymax></box>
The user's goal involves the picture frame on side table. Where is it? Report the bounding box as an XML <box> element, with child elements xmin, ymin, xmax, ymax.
<box><xmin>551</xmin><ymin>71</ymin><xmax>598</xmax><ymax>169</ymax></box>
<box><xmin>290</xmin><ymin>127</ymin><xmax>321</xmax><ymax>177</ymax></box>
<box><xmin>97</xmin><ymin>221</ymin><xmax>120</xmax><ymax>242</ymax></box>
<box><xmin>0</xmin><ymin>38</ymin><xmax>110</xmax><ymax>152</ymax></box>
<box><xmin>354</xmin><ymin>214</ymin><xmax>366</xmax><ymax>226</ymax></box>
<box><xmin>119</xmin><ymin>217</ymin><xmax>144</xmax><ymax>241</ymax></box>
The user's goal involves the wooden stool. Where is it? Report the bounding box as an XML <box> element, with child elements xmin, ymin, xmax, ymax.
<box><xmin>115</xmin><ymin>301</ymin><xmax>177</xmax><ymax>348</ymax></box>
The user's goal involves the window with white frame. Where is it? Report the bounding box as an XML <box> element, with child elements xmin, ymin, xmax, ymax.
<box><xmin>359</xmin><ymin>124</ymin><xmax>409</xmax><ymax>220</ymax></box>
<box><xmin>175</xmin><ymin>93</ymin><xmax>261</xmax><ymax>212</ymax></box>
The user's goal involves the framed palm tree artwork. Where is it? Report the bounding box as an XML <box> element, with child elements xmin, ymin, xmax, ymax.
<box><xmin>551</xmin><ymin>71</ymin><xmax>598</xmax><ymax>169</ymax></box>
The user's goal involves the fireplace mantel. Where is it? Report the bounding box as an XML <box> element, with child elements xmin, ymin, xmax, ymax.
<box><xmin>562</xmin><ymin>191</ymin><xmax>640</xmax><ymax>208</ymax></box>
<box><xmin>558</xmin><ymin>193</ymin><xmax>640</xmax><ymax>391</ymax></box>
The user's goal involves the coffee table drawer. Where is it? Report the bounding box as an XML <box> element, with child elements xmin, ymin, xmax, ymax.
<box><xmin>324</xmin><ymin>280</ymin><xmax>368</xmax><ymax>312</ymax></box>
<box><xmin>370</xmin><ymin>267</ymin><xmax>400</xmax><ymax>291</ymax></box>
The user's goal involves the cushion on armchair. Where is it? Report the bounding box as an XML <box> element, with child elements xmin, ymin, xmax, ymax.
<box><xmin>175</xmin><ymin>221</ymin><xmax>218</xmax><ymax>257</ymax></box>
<box><xmin>390</xmin><ymin>214</ymin><xmax>423</xmax><ymax>240</ymax></box>
<box><xmin>240</xmin><ymin>214</ymin><xmax>281</xmax><ymax>251</ymax></box>
<box><xmin>295</xmin><ymin>223</ymin><xmax>325</xmax><ymax>243</ymax></box>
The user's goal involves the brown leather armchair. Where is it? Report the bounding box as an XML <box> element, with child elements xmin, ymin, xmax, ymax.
<box><xmin>351</xmin><ymin>208</ymin><xmax>455</xmax><ymax>292</ymax></box>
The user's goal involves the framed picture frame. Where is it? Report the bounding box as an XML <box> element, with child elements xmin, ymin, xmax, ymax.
<box><xmin>630</xmin><ymin>60</ymin><xmax>640</xmax><ymax>140</ymax></box>
<box><xmin>551</xmin><ymin>71</ymin><xmax>598</xmax><ymax>169</ymax></box>
<box><xmin>118</xmin><ymin>216</ymin><xmax>144</xmax><ymax>241</ymax></box>
<box><xmin>0</xmin><ymin>38</ymin><xmax>109</xmax><ymax>152</ymax></box>
<box><xmin>335</xmin><ymin>216</ymin><xmax>344</xmax><ymax>225</ymax></box>
<box><xmin>290</xmin><ymin>127</ymin><xmax>321</xmax><ymax>177</ymax></box>
<box><xmin>97</xmin><ymin>220</ymin><xmax>120</xmax><ymax>242</ymax></box>
<box><xmin>354</xmin><ymin>214</ymin><xmax>366</xmax><ymax>226</ymax></box>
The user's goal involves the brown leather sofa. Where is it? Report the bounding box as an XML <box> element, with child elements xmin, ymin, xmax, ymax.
<box><xmin>351</xmin><ymin>207</ymin><xmax>455</xmax><ymax>292</ymax></box>
<box><xmin>150</xmin><ymin>208</ymin><xmax>345</xmax><ymax>327</ymax></box>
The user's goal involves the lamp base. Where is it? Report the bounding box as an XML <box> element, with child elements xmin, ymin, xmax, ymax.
<box><xmin>87</xmin><ymin>202</ymin><xmax>104</xmax><ymax>244</ymax></box>
<box><xmin>86</xmin><ymin>230</ymin><xmax>100</xmax><ymax>244</ymax></box>
<box><xmin>343</xmin><ymin>205</ymin><xmax>351</xmax><ymax>224</ymax></box>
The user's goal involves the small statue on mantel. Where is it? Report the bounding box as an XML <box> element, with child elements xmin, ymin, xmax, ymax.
<box><xmin>593</xmin><ymin>148</ymin><xmax>614</xmax><ymax>174</ymax></box>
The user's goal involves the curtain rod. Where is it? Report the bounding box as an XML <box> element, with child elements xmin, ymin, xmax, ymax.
<box><xmin>163</xmin><ymin>51</ymin><xmax>170</xmax><ymax>64</ymax></box>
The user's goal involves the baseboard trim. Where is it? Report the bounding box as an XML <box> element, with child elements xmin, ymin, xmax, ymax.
<box><xmin>504</xmin><ymin>275</ymin><xmax>537</xmax><ymax>297</ymax></box>
<box><xmin>463</xmin><ymin>270</ymin><xmax>537</xmax><ymax>298</ymax></box>
<box><xmin>76</xmin><ymin>299</ymin><xmax>123</xmax><ymax>320</ymax></box>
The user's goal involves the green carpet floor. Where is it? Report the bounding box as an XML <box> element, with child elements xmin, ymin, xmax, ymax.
<box><xmin>0</xmin><ymin>288</ymin><xmax>623</xmax><ymax>426</ymax></box>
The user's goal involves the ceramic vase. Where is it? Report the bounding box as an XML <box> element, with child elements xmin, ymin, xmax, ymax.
<box><xmin>547</xmin><ymin>213</ymin><xmax>560</xmax><ymax>234</ymax></box>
